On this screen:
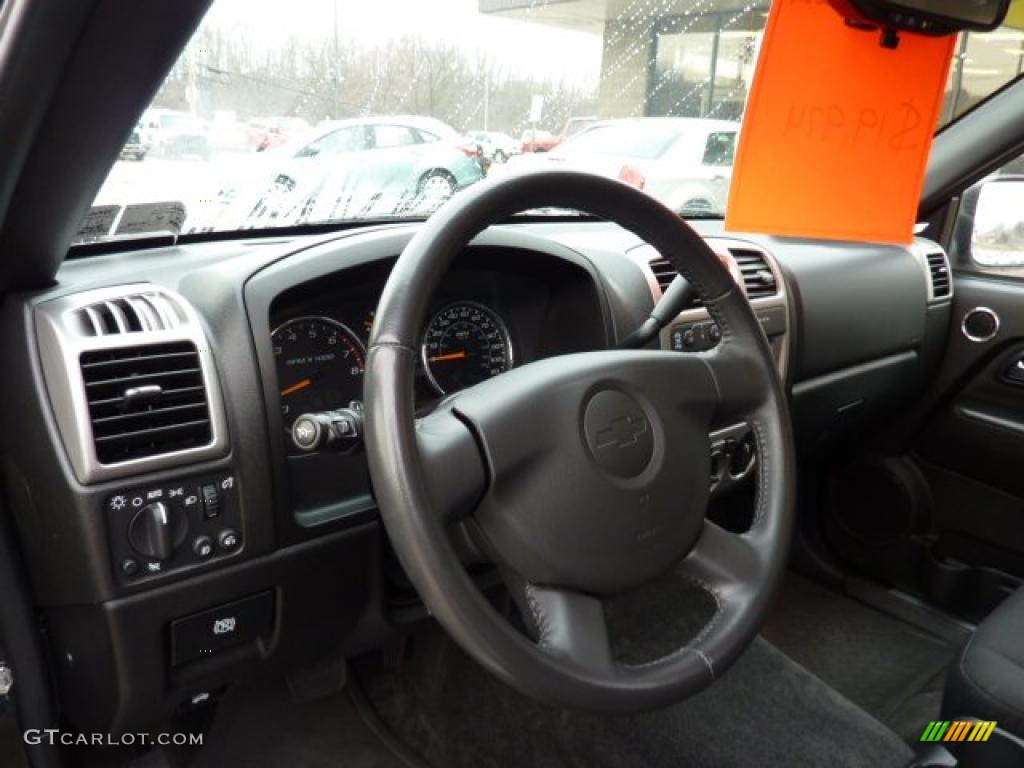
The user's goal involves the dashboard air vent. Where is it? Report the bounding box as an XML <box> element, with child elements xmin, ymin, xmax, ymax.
<box><xmin>730</xmin><ymin>248</ymin><xmax>778</xmax><ymax>300</ymax></box>
<box><xmin>649</xmin><ymin>257</ymin><xmax>677</xmax><ymax>294</ymax></box>
<box><xmin>80</xmin><ymin>341</ymin><xmax>212</xmax><ymax>464</ymax></box>
<box><xmin>649</xmin><ymin>257</ymin><xmax>702</xmax><ymax>308</ymax></box>
<box><xmin>75</xmin><ymin>293</ymin><xmax>185</xmax><ymax>337</ymax></box>
<box><xmin>926</xmin><ymin>252</ymin><xmax>951</xmax><ymax>299</ymax></box>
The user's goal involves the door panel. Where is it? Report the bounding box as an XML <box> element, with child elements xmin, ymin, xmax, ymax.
<box><xmin>821</xmin><ymin>273</ymin><xmax>1024</xmax><ymax>622</ymax></box>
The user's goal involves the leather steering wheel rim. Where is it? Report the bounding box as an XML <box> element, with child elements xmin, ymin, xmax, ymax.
<box><xmin>364</xmin><ymin>169</ymin><xmax>795</xmax><ymax>713</ymax></box>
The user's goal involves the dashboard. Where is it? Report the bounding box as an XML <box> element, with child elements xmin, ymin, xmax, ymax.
<box><xmin>260</xmin><ymin>243</ymin><xmax>606</xmax><ymax>521</ymax></box>
<box><xmin>0</xmin><ymin>219</ymin><xmax>953</xmax><ymax>735</ymax></box>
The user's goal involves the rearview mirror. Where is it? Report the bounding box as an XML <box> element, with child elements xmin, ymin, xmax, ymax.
<box><xmin>969</xmin><ymin>177</ymin><xmax>1024</xmax><ymax>268</ymax></box>
<box><xmin>832</xmin><ymin>0</ymin><xmax>1010</xmax><ymax>35</ymax></box>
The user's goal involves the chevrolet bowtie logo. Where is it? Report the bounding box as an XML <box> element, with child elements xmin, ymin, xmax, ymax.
<box><xmin>594</xmin><ymin>414</ymin><xmax>648</xmax><ymax>450</ymax></box>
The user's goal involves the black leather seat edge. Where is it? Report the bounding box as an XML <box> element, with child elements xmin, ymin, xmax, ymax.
<box><xmin>944</xmin><ymin>587</ymin><xmax>1024</xmax><ymax>740</ymax></box>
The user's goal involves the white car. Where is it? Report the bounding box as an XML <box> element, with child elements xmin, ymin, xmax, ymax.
<box><xmin>466</xmin><ymin>131</ymin><xmax>521</xmax><ymax>163</ymax></box>
<box><xmin>544</xmin><ymin>117</ymin><xmax>740</xmax><ymax>216</ymax></box>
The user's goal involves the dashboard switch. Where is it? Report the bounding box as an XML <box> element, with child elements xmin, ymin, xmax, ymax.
<box><xmin>201</xmin><ymin>484</ymin><xmax>220</xmax><ymax>519</ymax></box>
<box><xmin>193</xmin><ymin>536</ymin><xmax>214</xmax><ymax>559</ymax></box>
<box><xmin>217</xmin><ymin>529</ymin><xmax>240</xmax><ymax>552</ymax></box>
<box><xmin>128</xmin><ymin>502</ymin><xmax>187</xmax><ymax>561</ymax></box>
<box><xmin>170</xmin><ymin>592</ymin><xmax>273</xmax><ymax>665</ymax></box>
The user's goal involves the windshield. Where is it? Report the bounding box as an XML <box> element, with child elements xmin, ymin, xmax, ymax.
<box><xmin>552</xmin><ymin>121</ymin><xmax>689</xmax><ymax>161</ymax></box>
<box><xmin>85</xmin><ymin>0</ymin><xmax>1024</xmax><ymax>243</ymax></box>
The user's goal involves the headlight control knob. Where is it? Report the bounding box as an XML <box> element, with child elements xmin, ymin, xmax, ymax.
<box><xmin>128</xmin><ymin>502</ymin><xmax>188</xmax><ymax>561</ymax></box>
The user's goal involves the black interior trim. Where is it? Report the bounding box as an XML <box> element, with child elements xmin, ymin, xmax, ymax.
<box><xmin>0</xmin><ymin>0</ymin><xmax>212</xmax><ymax>292</ymax></box>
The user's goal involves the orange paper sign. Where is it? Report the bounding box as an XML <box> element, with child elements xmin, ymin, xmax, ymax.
<box><xmin>725</xmin><ymin>0</ymin><xmax>956</xmax><ymax>245</ymax></box>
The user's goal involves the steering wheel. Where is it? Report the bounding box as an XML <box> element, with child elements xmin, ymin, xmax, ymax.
<box><xmin>364</xmin><ymin>169</ymin><xmax>795</xmax><ymax>713</ymax></box>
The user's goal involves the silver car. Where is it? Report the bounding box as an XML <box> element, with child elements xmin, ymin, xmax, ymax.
<box><xmin>544</xmin><ymin>117</ymin><xmax>739</xmax><ymax>216</ymax></box>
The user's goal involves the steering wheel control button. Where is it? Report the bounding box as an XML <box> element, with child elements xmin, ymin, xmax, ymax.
<box><xmin>671</xmin><ymin>322</ymin><xmax>721</xmax><ymax>352</ymax></box>
<box><xmin>583</xmin><ymin>390</ymin><xmax>654</xmax><ymax>479</ymax></box>
<box><xmin>217</xmin><ymin>529</ymin><xmax>240</xmax><ymax>552</ymax></box>
<box><xmin>169</xmin><ymin>592</ymin><xmax>274</xmax><ymax>666</ymax></box>
<box><xmin>120</xmin><ymin>558</ymin><xmax>140</xmax><ymax>578</ymax></box>
<box><xmin>192</xmin><ymin>536</ymin><xmax>215</xmax><ymax>559</ymax></box>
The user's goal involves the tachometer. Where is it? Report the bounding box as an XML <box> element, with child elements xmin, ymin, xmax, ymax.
<box><xmin>272</xmin><ymin>316</ymin><xmax>365</xmax><ymax>430</ymax></box>
<box><xmin>422</xmin><ymin>302</ymin><xmax>513</xmax><ymax>395</ymax></box>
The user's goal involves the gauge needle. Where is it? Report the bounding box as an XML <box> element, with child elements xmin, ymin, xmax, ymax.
<box><xmin>280</xmin><ymin>378</ymin><xmax>312</xmax><ymax>397</ymax></box>
<box><xmin>429</xmin><ymin>351</ymin><xmax>467</xmax><ymax>363</ymax></box>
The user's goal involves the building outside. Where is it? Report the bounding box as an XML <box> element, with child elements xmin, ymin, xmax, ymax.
<box><xmin>480</xmin><ymin>0</ymin><xmax>1024</xmax><ymax>130</ymax></box>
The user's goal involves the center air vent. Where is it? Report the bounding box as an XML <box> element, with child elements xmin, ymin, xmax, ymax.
<box><xmin>926</xmin><ymin>252</ymin><xmax>952</xmax><ymax>300</ymax></box>
<box><xmin>75</xmin><ymin>293</ymin><xmax>186</xmax><ymax>337</ymax></box>
<box><xmin>649</xmin><ymin>257</ymin><xmax>702</xmax><ymax>308</ymax></box>
<box><xmin>80</xmin><ymin>341</ymin><xmax>212</xmax><ymax>465</ymax></box>
<box><xmin>730</xmin><ymin>248</ymin><xmax>778</xmax><ymax>300</ymax></box>
<box><xmin>649</xmin><ymin>257</ymin><xmax>679</xmax><ymax>294</ymax></box>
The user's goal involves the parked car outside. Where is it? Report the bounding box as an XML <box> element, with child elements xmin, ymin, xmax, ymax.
<box><xmin>194</xmin><ymin>115</ymin><xmax>485</xmax><ymax>231</ymax></box>
<box><xmin>467</xmin><ymin>131</ymin><xmax>521</xmax><ymax>164</ymax></box>
<box><xmin>250</xmin><ymin>116</ymin><xmax>312</xmax><ymax>152</ymax></box>
<box><xmin>118</xmin><ymin>126</ymin><xmax>147</xmax><ymax>162</ymax></box>
<box><xmin>544</xmin><ymin>117</ymin><xmax>740</xmax><ymax>216</ymax></box>
<box><xmin>560</xmin><ymin>115</ymin><xmax>598</xmax><ymax>141</ymax></box>
<box><xmin>520</xmin><ymin>128</ymin><xmax>559</xmax><ymax>153</ymax></box>
<box><xmin>140</xmin><ymin>108</ymin><xmax>212</xmax><ymax>160</ymax></box>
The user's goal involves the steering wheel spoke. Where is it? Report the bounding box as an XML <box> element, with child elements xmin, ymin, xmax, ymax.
<box><xmin>701</xmin><ymin>340</ymin><xmax>772</xmax><ymax>422</ymax></box>
<box><xmin>416</xmin><ymin>405</ymin><xmax>487</xmax><ymax>524</ymax></box>
<box><xmin>522</xmin><ymin>584</ymin><xmax>614</xmax><ymax>675</ymax></box>
<box><xmin>677</xmin><ymin>519</ymin><xmax>765</xmax><ymax>596</ymax></box>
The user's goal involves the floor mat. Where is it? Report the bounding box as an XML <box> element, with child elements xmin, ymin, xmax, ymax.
<box><xmin>183</xmin><ymin>676</ymin><xmax>415</xmax><ymax>768</ymax></box>
<box><xmin>761</xmin><ymin>573</ymin><xmax>957</xmax><ymax>744</ymax></box>
<box><xmin>360</xmin><ymin>628</ymin><xmax>914</xmax><ymax>768</ymax></box>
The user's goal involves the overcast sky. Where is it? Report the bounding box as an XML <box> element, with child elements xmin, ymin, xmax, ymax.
<box><xmin>200</xmin><ymin>0</ymin><xmax>603</xmax><ymax>84</ymax></box>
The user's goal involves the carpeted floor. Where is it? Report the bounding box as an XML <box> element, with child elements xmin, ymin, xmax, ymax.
<box><xmin>182</xmin><ymin>677</ymin><xmax>415</xmax><ymax>768</ymax></box>
<box><xmin>359</xmin><ymin>576</ymin><xmax>916</xmax><ymax>768</ymax></box>
<box><xmin>761</xmin><ymin>573</ymin><xmax>957</xmax><ymax>744</ymax></box>
<box><xmin>10</xmin><ymin>572</ymin><xmax>952</xmax><ymax>768</ymax></box>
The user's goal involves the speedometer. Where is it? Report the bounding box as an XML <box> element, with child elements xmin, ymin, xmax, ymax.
<box><xmin>272</xmin><ymin>316</ymin><xmax>365</xmax><ymax>430</ymax></box>
<box><xmin>422</xmin><ymin>302</ymin><xmax>513</xmax><ymax>395</ymax></box>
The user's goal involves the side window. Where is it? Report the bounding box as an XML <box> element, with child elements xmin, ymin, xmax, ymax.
<box><xmin>702</xmin><ymin>132</ymin><xmax>736</xmax><ymax>167</ymax></box>
<box><xmin>416</xmin><ymin>129</ymin><xmax>439</xmax><ymax>144</ymax></box>
<box><xmin>298</xmin><ymin>126</ymin><xmax>367</xmax><ymax>158</ymax></box>
<box><xmin>955</xmin><ymin>152</ymin><xmax>1024</xmax><ymax>270</ymax></box>
<box><xmin>373</xmin><ymin>125</ymin><xmax>418</xmax><ymax>148</ymax></box>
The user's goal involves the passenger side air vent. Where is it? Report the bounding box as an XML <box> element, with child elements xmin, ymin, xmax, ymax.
<box><xmin>649</xmin><ymin>257</ymin><xmax>702</xmax><ymax>308</ymax></box>
<box><xmin>926</xmin><ymin>252</ymin><xmax>952</xmax><ymax>300</ymax></box>
<box><xmin>730</xmin><ymin>248</ymin><xmax>778</xmax><ymax>300</ymax></box>
<box><xmin>80</xmin><ymin>342</ymin><xmax>212</xmax><ymax>465</ymax></box>
<box><xmin>74</xmin><ymin>293</ymin><xmax>186</xmax><ymax>337</ymax></box>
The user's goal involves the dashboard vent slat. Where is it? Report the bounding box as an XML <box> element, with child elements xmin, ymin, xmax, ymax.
<box><xmin>80</xmin><ymin>341</ymin><xmax>212</xmax><ymax>464</ymax></box>
<box><xmin>75</xmin><ymin>293</ymin><xmax>185</xmax><ymax>337</ymax></box>
<box><xmin>926</xmin><ymin>252</ymin><xmax>952</xmax><ymax>300</ymax></box>
<box><xmin>648</xmin><ymin>257</ymin><xmax>702</xmax><ymax>309</ymax></box>
<box><xmin>729</xmin><ymin>248</ymin><xmax>778</xmax><ymax>300</ymax></box>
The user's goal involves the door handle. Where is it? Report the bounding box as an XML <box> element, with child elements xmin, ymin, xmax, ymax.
<box><xmin>1002</xmin><ymin>357</ymin><xmax>1024</xmax><ymax>385</ymax></box>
